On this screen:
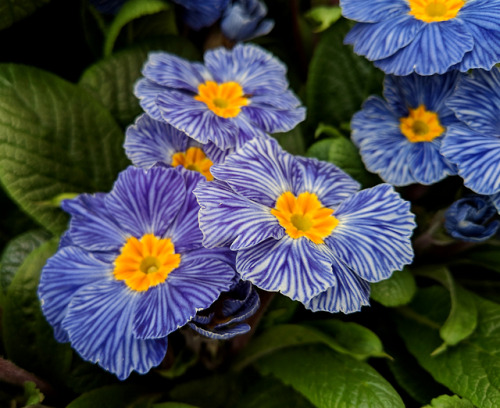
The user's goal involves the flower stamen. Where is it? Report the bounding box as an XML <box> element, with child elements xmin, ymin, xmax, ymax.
<box><xmin>171</xmin><ymin>147</ymin><xmax>214</xmax><ymax>180</ymax></box>
<box><xmin>409</xmin><ymin>0</ymin><xmax>464</xmax><ymax>23</ymax></box>
<box><xmin>399</xmin><ymin>105</ymin><xmax>444</xmax><ymax>143</ymax></box>
<box><xmin>195</xmin><ymin>81</ymin><xmax>249</xmax><ymax>118</ymax></box>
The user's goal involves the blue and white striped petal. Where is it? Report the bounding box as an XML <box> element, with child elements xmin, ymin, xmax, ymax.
<box><xmin>295</xmin><ymin>157</ymin><xmax>360</xmax><ymax>208</ymax></box>
<box><xmin>304</xmin><ymin>255</ymin><xmax>370</xmax><ymax>313</ymax></box>
<box><xmin>105</xmin><ymin>166</ymin><xmax>185</xmax><ymax>238</ymax></box>
<box><xmin>142</xmin><ymin>52</ymin><xmax>211</xmax><ymax>93</ymax></box>
<box><xmin>409</xmin><ymin>140</ymin><xmax>456</xmax><ymax>185</ymax></box>
<box><xmin>340</xmin><ymin>0</ymin><xmax>409</xmax><ymax>23</ymax></box>
<box><xmin>325</xmin><ymin>184</ymin><xmax>415</xmax><ymax>282</ymax></box>
<box><xmin>133</xmin><ymin>256</ymin><xmax>234</xmax><ymax>339</ymax></box>
<box><xmin>441</xmin><ymin>124</ymin><xmax>500</xmax><ymax>195</ymax></box>
<box><xmin>62</xmin><ymin>280</ymin><xmax>168</xmax><ymax>380</ymax></box>
<box><xmin>124</xmin><ymin>114</ymin><xmax>199</xmax><ymax>169</ymax></box>
<box><xmin>134</xmin><ymin>78</ymin><xmax>167</xmax><ymax>121</ymax></box>
<box><xmin>490</xmin><ymin>193</ymin><xmax>500</xmax><ymax>214</ymax></box>
<box><xmin>446</xmin><ymin>68</ymin><xmax>500</xmax><ymax>136</ymax></box>
<box><xmin>204</xmin><ymin>44</ymin><xmax>288</xmax><ymax>96</ymax></box>
<box><xmin>188</xmin><ymin>321</ymin><xmax>250</xmax><ymax>340</ymax></box>
<box><xmin>62</xmin><ymin>194</ymin><xmax>126</xmax><ymax>252</ymax></box>
<box><xmin>210</xmin><ymin>138</ymin><xmax>301</xmax><ymax>207</ymax></box>
<box><xmin>236</xmin><ymin>237</ymin><xmax>336</xmax><ymax>302</ymax></box>
<box><xmin>38</xmin><ymin>246</ymin><xmax>113</xmax><ymax>342</ymax></box>
<box><xmin>374</xmin><ymin>21</ymin><xmax>474</xmax><ymax>76</ymax></box>
<box><xmin>194</xmin><ymin>180</ymin><xmax>284</xmax><ymax>250</ymax></box>
<box><xmin>175</xmin><ymin>0</ymin><xmax>229</xmax><ymax>30</ymax></box>
<box><xmin>242</xmin><ymin>104</ymin><xmax>306</xmax><ymax>135</ymax></box>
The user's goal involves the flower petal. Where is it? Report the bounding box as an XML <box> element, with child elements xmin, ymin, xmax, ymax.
<box><xmin>326</xmin><ymin>184</ymin><xmax>415</xmax><ymax>282</ymax></box>
<box><xmin>62</xmin><ymin>280</ymin><xmax>168</xmax><ymax>380</ymax></box>
<box><xmin>236</xmin><ymin>237</ymin><xmax>336</xmax><ymax>302</ymax></box>
<box><xmin>194</xmin><ymin>180</ymin><xmax>284</xmax><ymax>250</ymax></box>
<box><xmin>408</xmin><ymin>139</ymin><xmax>456</xmax><ymax>185</ymax></box>
<box><xmin>340</xmin><ymin>0</ymin><xmax>409</xmax><ymax>23</ymax></box>
<box><xmin>241</xmin><ymin>104</ymin><xmax>306</xmax><ymax>134</ymax></box>
<box><xmin>134</xmin><ymin>78</ymin><xmax>167</xmax><ymax>121</ymax></box>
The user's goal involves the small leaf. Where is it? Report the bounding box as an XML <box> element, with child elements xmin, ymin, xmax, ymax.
<box><xmin>23</xmin><ymin>381</ymin><xmax>44</xmax><ymax>406</ymax></box>
<box><xmin>0</xmin><ymin>64</ymin><xmax>128</xmax><ymax>234</ymax></box>
<box><xmin>104</xmin><ymin>0</ymin><xmax>173</xmax><ymax>56</ymax></box>
<box><xmin>0</xmin><ymin>0</ymin><xmax>51</xmax><ymax>30</ymax></box>
<box><xmin>257</xmin><ymin>345</ymin><xmax>405</xmax><ymax>408</ymax></box>
<box><xmin>304</xmin><ymin>6</ymin><xmax>342</xmax><ymax>33</ymax></box>
<box><xmin>371</xmin><ymin>268</ymin><xmax>417</xmax><ymax>307</ymax></box>
<box><xmin>273</xmin><ymin>125</ymin><xmax>306</xmax><ymax>156</ymax></box>
<box><xmin>307</xmin><ymin>131</ymin><xmax>378</xmax><ymax>187</ymax></box>
<box><xmin>0</xmin><ymin>229</ymin><xmax>51</xmax><ymax>294</ymax></box>
<box><xmin>423</xmin><ymin>394</ymin><xmax>475</xmax><ymax>408</ymax></box>
<box><xmin>80</xmin><ymin>36</ymin><xmax>199</xmax><ymax>128</ymax></box>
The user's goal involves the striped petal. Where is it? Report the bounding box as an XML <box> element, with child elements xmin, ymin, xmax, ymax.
<box><xmin>62</xmin><ymin>280</ymin><xmax>168</xmax><ymax>380</ymax></box>
<box><xmin>374</xmin><ymin>20</ymin><xmax>474</xmax><ymax>75</ymax></box>
<box><xmin>124</xmin><ymin>114</ymin><xmax>198</xmax><ymax>169</ymax></box>
<box><xmin>204</xmin><ymin>44</ymin><xmax>288</xmax><ymax>96</ymax></box>
<box><xmin>408</xmin><ymin>139</ymin><xmax>456</xmax><ymax>185</ymax></box>
<box><xmin>62</xmin><ymin>194</ymin><xmax>126</xmax><ymax>252</ymax></box>
<box><xmin>326</xmin><ymin>184</ymin><xmax>415</xmax><ymax>282</ymax></box>
<box><xmin>142</xmin><ymin>52</ymin><xmax>211</xmax><ymax>93</ymax></box>
<box><xmin>340</xmin><ymin>0</ymin><xmax>409</xmax><ymax>23</ymax></box>
<box><xmin>188</xmin><ymin>321</ymin><xmax>250</xmax><ymax>340</ymax></box>
<box><xmin>38</xmin><ymin>246</ymin><xmax>113</xmax><ymax>342</ymax></box>
<box><xmin>241</xmin><ymin>104</ymin><xmax>306</xmax><ymax>134</ymax></box>
<box><xmin>134</xmin><ymin>78</ymin><xmax>167</xmax><ymax>121</ymax></box>
<box><xmin>441</xmin><ymin>124</ymin><xmax>500</xmax><ymax>195</ymax></box>
<box><xmin>236</xmin><ymin>237</ymin><xmax>336</xmax><ymax>302</ymax></box>
<box><xmin>105</xmin><ymin>166</ymin><xmax>185</xmax><ymax>238</ymax></box>
<box><xmin>133</xmin><ymin>255</ymin><xmax>235</xmax><ymax>339</ymax></box>
<box><xmin>295</xmin><ymin>157</ymin><xmax>360</xmax><ymax>209</ymax></box>
<box><xmin>194</xmin><ymin>180</ymin><xmax>284</xmax><ymax>250</ymax></box>
<box><xmin>210</xmin><ymin>138</ymin><xmax>302</xmax><ymax>207</ymax></box>
<box><xmin>304</xmin><ymin>256</ymin><xmax>370</xmax><ymax>313</ymax></box>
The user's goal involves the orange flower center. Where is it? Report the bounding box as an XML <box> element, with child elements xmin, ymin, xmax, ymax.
<box><xmin>114</xmin><ymin>234</ymin><xmax>181</xmax><ymax>292</ymax></box>
<box><xmin>399</xmin><ymin>105</ymin><xmax>445</xmax><ymax>143</ymax></box>
<box><xmin>409</xmin><ymin>0</ymin><xmax>464</xmax><ymax>23</ymax></box>
<box><xmin>271</xmin><ymin>192</ymin><xmax>339</xmax><ymax>244</ymax></box>
<box><xmin>171</xmin><ymin>146</ymin><xmax>213</xmax><ymax>180</ymax></box>
<box><xmin>194</xmin><ymin>81</ymin><xmax>249</xmax><ymax>118</ymax></box>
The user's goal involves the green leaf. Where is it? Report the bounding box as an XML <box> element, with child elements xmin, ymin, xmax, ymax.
<box><xmin>104</xmin><ymin>0</ymin><xmax>173</xmax><ymax>56</ymax></box>
<box><xmin>396</xmin><ymin>286</ymin><xmax>500</xmax><ymax>408</ymax></box>
<box><xmin>306</xmin><ymin>18</ymin><xmax>383</xmax><ymax>131</ymax></box>
<box><xmin>23</xmin><ymin>381</ymin><xmax>44</xmax><ymax>406</ymax></box>
<box><xmin>458</xmin><ymin>244</ymin><xmax>500</xmax><ymax>273</ymax></box>
<box><xmin>153</xmin><ymin>403</ymin><xmax>199</xmax><ymax>408</ymax></box>
<box><xmin>2</xmin><ymin>239</ymin><xmax>73</xmax><ymax>382</ymax></box>
<box><xmin>234</xmin><ymin>322</ymin><xmax>385</xmax><ymax>370</ymax></box>
<box><xmin>80</xmin><ymin>36</ymin><xmax>199</xmax><ymax>128</ymax></box>
<box><xmin>67</xmin><ymin>385</ymin><xmax>157</xmax><ymax>408</ymax></box>
<box><xmin>0</xmin><ymin>0</ymin><xmax>51</xmax><ymax>30</ymax></box>
<box><xmin>257</xmin><ymin>345</ymin><xmax>405</xmax><ymax>408</ymax></box>
<box><xmin>236</xmin><ymin>377</ymin><xmax>315</xmax><ymax>408</ymax></box>
<box><xmin>370</xmin><ymin>268</ymin><xmax>417</xmax><ymax>307</ymax></box>
<box><xmin>422</xmin><ymin>394</ymin><xmax>475</xmax><ymax>408</ymax></box>
<box><xmin>0</xmin><ymin>229</ymin><xmax>50</xmax><ymax>294</ymax></box>
<box><xmin>306</xmin><ymin>129</ymin><xmax>379</xmax><ymax>187</ymax></box>
<box><xmin>274</xmin><ymin>125</ymin><xmax>306</xmax><ymax>156</ymax></box>
<box><xmin>304</xmin><ymin>6</ymin><xmax>342</xmax><ymax>33</ymax></box>
<box><xmin>0</xmin><ymin>64</ymin><xmax>128</xmax><ymax>234</ymax></box>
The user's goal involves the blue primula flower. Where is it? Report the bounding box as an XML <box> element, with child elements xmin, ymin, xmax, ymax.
<box><xmin>194</xmin><ymin>138</ymin><xmax>415</xmax><ymax>314</ymax></box>
<box><xmin>221</xmin><ymin>0</ymin><xmax>274</xmax><ymax>42</ymax></box>
<box><xmin>341</xmin><ymin>0</ymin><xmax>500</xmax><ymax>75</ymax></box>
<box><xmin>445</xmin><ymin>195</ymin><xmax>500</xmax><ymax>243</ymax></box>
<box><xmin>125</xmin><ymin>114</ymin><xmax>230</xmax><ymax>179</ymax></box>
<box><xmin>442</xmin><ymin>68</ymin><xmax>500</xmax><ymax>195</ymax></box>
<box><xmin>351</xmin><ymin>72</ymin><xmax>459</xmax><ymax>186</ymax></box>
<box><xmin>189</xmin><ymin>279</ymin><xmax>260</xmax><ymax>339</ymax></box>
<box><xmin>135</xmin><ymin>43</ymin><xmax>305</xmax><ymax>150</ymax></box>
<box><xmin>38</xmin><ymin>166</ymin><xmax>235</xmax><ymax>380</ymax></box>
<box><xmin>172</xmin><ymin>0</ymin><xmax>230</xmax><ymax>31</ymax></box>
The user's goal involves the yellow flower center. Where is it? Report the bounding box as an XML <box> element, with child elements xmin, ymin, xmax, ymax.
<box><xmin>399</xmin><ymin>105</ymin><xmax>445</xmax><ymax>143</ymax></box>
<box><xmin>171</xmin><ymin>146</ymin><xmax>214</xmax><ymax>180</ymax></box>
<box><xmin>271</xmin><ymin>192</ymin><xmax>339</xmax><ymax>244</ymax></box>
<box><xmin>409</xmin><ymin>0</ymin><xmax>464</xmax><ymax>23</ymax></box>
<box><xmin>114</xmin><ymin>234</ymin><xmax>181</xmax><ymax>292</ymax></box>
<box><xmin>194</xmin><ymin>81</ymin><xmax>249</xmax><ymax>118</ymax></box>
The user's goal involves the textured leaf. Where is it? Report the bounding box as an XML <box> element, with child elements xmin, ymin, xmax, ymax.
<box><xmin>257</xmin><ymin>345</ymin><xmax>405</xmax><ymax>408</ymax></box>
<box><xmin>423</xmin><ymin>394</ymin><xmax>475</xmax><ymax>408</ymax></box>
<box><xmin>371</xmin><ymin>268</ymin><xmax>417</xmax><ymax>307</ymax></box>
<box><xmin>305</xmin><ymin>6</ymin><xmax>342</xmax><ymax>33</ymax></box>
<box><xmin>306</xmin><ymin>18</ymin><xmax>383</xmax><ymax>130</ymax></box>
<box><xmin>397</xmin><ymin>286</ymin><xmax>500</xmax><ymax>408</ymax></box>
<box><xmin>154</xmin><ymin>403</ymin><xmax>199</xmax><ymax>408</ymax></box>
<box><xmin>234</xmin><ymin>322</ymin><xmax>385</xmax><ymax>371</ymax></box>
<box><xmin>80</xmin><ymin>36</ymin><xmax>199</xmax><ymax>128</ymax></box>
<box><xmin>0</xmin><ymin>0</ymin><xmax>51</xmax><ymax>30</ymax></box>
<box><xmin>2</xmin><ymin>239</ymin><xmax>72</xmax><ymax>382</ymax></box>
<box><xmin>0</xmin><ymin>229</ymin><xmax>50</xmax><ymax>294</ymax></box>
<box><xmin>67</xmin><ymin>385</ymin><xmax>156</xmax><ymax>408</ymax></box>
<box><xmin>104</xmin><ymin>0</ymin><xmax>173</xmax><ymax>56</ymax></box>
<box><xmin>0</xmin><ymin>64</ymin><xmax>127</xmax><ymax>234</ymax></box>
